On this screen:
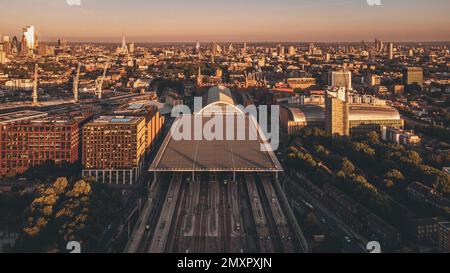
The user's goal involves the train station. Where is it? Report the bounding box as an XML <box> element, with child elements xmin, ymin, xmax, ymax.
<box><xmin>126</xmin><ymin>85</ymin><xmax>307</xmax><ymax>253</ymax></box>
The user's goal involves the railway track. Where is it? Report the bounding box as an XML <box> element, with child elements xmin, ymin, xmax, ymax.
<box><xmin>244</xmin><ymin>174</ymin><xmax>274</xmax><ymax>253</ymax></box>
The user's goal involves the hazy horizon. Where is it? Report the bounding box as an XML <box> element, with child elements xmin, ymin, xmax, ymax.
<box><xmin>1</xmin><ymin>0</ymin><xmax>449</xmax><ymax>43</ymax></box>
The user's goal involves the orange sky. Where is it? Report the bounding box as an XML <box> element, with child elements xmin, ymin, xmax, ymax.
<box><xmin>1</xmin><ymin>0</ymin><xmax>449</xmax><ymax>42</ymax></box>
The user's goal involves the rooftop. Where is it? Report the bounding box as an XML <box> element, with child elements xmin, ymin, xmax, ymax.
<box><xmin>150</xmin><ymin>85</ymin><xmax>282</xmax><ymax>173</ymax></box>
<box><xmin>89</xmin><ymin>116</ymin><xmax>144</xmax><ymax>125</ymax></box>
<box><xmin>149</xmin><ymin>115</ymin><xmax>283</xmax><ymax>172</ymax></box>
<box><xmin>283</xmin><ymin>103</ymin><xmax>402</xmax><ymax>123</ymax></box>
<box><xmin>0</xmin><ymin>110</ymin><xmax>48</xmax><ymax>125</ymax></box>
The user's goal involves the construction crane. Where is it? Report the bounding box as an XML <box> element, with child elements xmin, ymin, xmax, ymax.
<box><xmin>73</xmin><ymin>62</ymin><xmax>81</xmax><ymax>103</ymax></box>
<box><xmin>32</xmin><ymin>63</ymin><xmax>38</xmax><ymax>106</ymax></box>
<box><xmin>96</xmin><ymin>61</ymin><xmax>109</xmax><ymax>100</ymax></box>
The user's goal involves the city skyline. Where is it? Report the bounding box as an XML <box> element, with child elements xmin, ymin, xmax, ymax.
<box><xmin>1</xmin><ymin>0</ymin><xmax>450</xmax><ymax>42</ymax></box>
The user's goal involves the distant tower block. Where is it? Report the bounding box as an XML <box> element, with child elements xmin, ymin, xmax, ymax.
<box><xmin>32</xmin><ymin>63</ymin><xmax>38</xmax><ymax>106</ymax></box>
<box><xmin>196</xmin><ymin>66</ymin><xmax>203</xmax><ymax>86</ymax></box>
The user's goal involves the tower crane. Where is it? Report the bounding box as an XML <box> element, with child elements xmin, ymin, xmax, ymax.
<box><xmin>73</xmin><ymin>62</ymin><xmax>81</xmax><ymax>103</ymax></box>
<box><xmin>96</xmin><ymin>61</ymin><xmax>109</xmax><ymax>100</ymax></box>
<box><xmin>32</xmin><ymin>63</ymin><xmax>38</xmax><ymax>106</ymax></box>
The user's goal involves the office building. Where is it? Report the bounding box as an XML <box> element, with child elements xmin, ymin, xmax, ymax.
<box><xmin>404</xmin><ymin>67</ymin><xmax>424</xmax><ymax>87</ymax></box>
<box><xmin>325</xmin><ymin>89</ymin><xmax>350</xmax><ymax>136</ymax></box>
<box><xmin>113</xmin><ymin>102</ymin><xmax>165</xmax><ymax>152</ymax></box>
<box><xmin>329</xmin><ymin>70</ymin><xmax>352</xmax><ymax>90</ymax></box>
<box><xmin>0</xmin><ymin>112</ymin><xmax>80</xmax><ymax>176</ymax></box>
<box><xmin>23</xmin><ymin>26</ymin><xmax>37</xmax><ymax>53</ymax></box>
<box><xmin>82</xmin><ymin>116</ymin><xmax>147</xmax><ymax>186</ymax></box>
<box><xmin>388</xmin><ymin>42</ymin><xmax>394</xmax><ymax>60</ymax></box>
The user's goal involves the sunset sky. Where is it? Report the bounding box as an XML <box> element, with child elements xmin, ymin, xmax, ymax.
<box><xmin>1</xmin><ymin>0</ymin><xmax>449</xmax><ymax>42</ymax></box>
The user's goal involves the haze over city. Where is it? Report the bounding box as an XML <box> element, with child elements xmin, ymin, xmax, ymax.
<box><xmin>1</xmin><ymin>0</ymin><xmax>450</xmax><ymax>42</ymax></box>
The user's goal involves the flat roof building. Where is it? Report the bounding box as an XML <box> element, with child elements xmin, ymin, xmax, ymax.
<box><xmin>113</xmin><ymin>102</ymin><xmax>165</xmax><ymax>152</ymax></box>
<box><xmin>82</xmin><ymin>116</ymin><xmax>146</xmax><ymax>186</ymax></box>
<box><xmin>0</xmin><ymin>114</ymin><xmax>80</xmax><ymax>176</ymax></box>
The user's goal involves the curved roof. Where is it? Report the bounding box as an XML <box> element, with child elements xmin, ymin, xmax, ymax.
<box><xmin>286</xmin><ymin>104</ymin><xmax>401</xmax><ymax>123</ymax></box>
<box><xmin>198</xmin><ymin>85</ymin><xmax>242</xmax><ymax>115</ymax></box>
<box><xmin>207</xmin><ymin>85</ymin><xmax>235</xmax><ymax>106</ymax></box>
<box><xmin>286</xmin><ymin>105</ymin><xmax>325</xmax><ymax>123</ymax></box>
<box><xmin>349</xmin><ymin>105</ymin><xmax>401</xmax><ymax>121</ymax></box>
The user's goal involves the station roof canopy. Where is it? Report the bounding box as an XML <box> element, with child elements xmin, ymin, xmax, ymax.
<box><xmin>149</xmin><ymin>85</ymin><xmax>283</xmax><ymax>173</ymax></box>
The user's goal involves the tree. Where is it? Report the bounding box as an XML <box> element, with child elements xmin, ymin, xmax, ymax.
<box><xmin>382</xmin><ymin>179</ymin><xmax>395</xmax><ymax>189</ymax></box>
<box><xmin>385</xmin><ymin>169</ymin><xmax>405</xmax><ymax>181</ymax></box>
<box><xmin>367</xmin><ymin>131</ymin><xmax>380</xmax><ymax>145</ymax></box>
<box><xmin>434</xmin><ymin>173</ymin><xmax>450</xmax><ymax>195</ymax></box>
<box><xmin>341</xmin><ymin>158</ymin><xmax>355</xmax><ymax>176</ymax></box>
<box><xmin>406</xmin><ymin>151</ymin><xmax>422</xmax><ymax>166</ymax></box>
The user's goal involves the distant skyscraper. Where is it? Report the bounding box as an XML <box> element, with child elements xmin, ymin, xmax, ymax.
<box><xmin>404</xmin><ymin>67</ymin><xmax>424</xmax><ymax>87</ymax></box>
<box><xmin>329</xmin><ymin>70</ymin><xmax>352</xmax><ymax>90</ymax></box>
<box><xmin>129</xmin><ymin>42</ymin><xmax>135</xmax><ymax>53</ymax></box>
<box><xmin>195</xmin><ymin>40</ymin><xmax>200</xmax><ymax>52</ymax></box>
<box><xmin>11</xmin><ymin>36</ymin><xmax>19</xmax><ymax>55</ymax></box>
<box><xmin>308</xmin><ymin>43</ymin><xmax>315</xmax><ymax>55</ymax></box>
<box><xmin>211</xmin><ymin>42</ymin><xmax>221</xmax><ymax>56</ymax></box>
<box><xmin>375</xmin><ymin>39</ymin><xmax>384</xmax><ymax>52</ymax></box>
<box><xmin>388</xmin><ymin>42</ymin><xmax>394</xmax><ymax>60</ymax></box>
<box><xmin>122</xmin><ymin>34</ymin><xmax>127</xmax><ymax>50</ymax></box>
<box><xmin>228</xmin><ymin>43</ymin><xmax>234</xmax><ymax>53</ymax></box>
<box><xmin>196</xmin><ymin>66</ymin><xmax>203</xmax><ymax>86</ymax></box>
<box><xmin>23</xmin><ymin>26</ymin><xmax>37</xmax><ymax>53</ymax></box>
<box><xmin>288</xmin><ymin>46</ymin><xmax>296</xmax><ymax>56</ymax></box>
<box><xmin>20</xmin><ymin>35</ymin><xmax>29</xmax><ymax>56</ymax></box>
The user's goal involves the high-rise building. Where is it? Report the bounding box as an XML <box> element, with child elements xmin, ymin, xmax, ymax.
<box><xmin>404</xmin><ymin>67</ymin><xmax>424</xmax><ymax>87</ymax></box>
<box><xmin>23</xmin><ymin>26</ymin><xmax>37</xmax><ymax>53</ymax></box>
<box><xmin>325</xmin><ymin>88</ymin><xmax>350</xmax><ymax>136</ymax></box>
<box><xmin>196</xmin><ymin>66</ymin><xmax>203</xmax><ymax>86</ymax></box>
<box><xmin>288</xmin><ymin>46</ymin><xmax>296</xmax><ymax>56</ymax></box>
<box><xmin>375</xmin><ymin>39</ymin><xmax>384</xmax><ymax>52</ymax></box>
<box><xmin>0</xmin><ymin>51</ymin><xmax>7</xmax><ymax>64</ymax></box>
<box><xmin>0</xmin><ymin>112</ymin><xmax>81</xmax><ymax>177</ymax></box>
<box><xmin>121</xmin><ymin>34</ymin><xmax>127</xmax><ymax>51</ymax></box>
<box><xmin>129</xmin><ymin>42</ymin><xmax>135</xmax><ymax>53</ymax></box>
<box><xmin>388</xmin><ymin>42</ymin><xmax>394</xmax><ymax>60</ymax></box>
<box><xmin>82</xmin><ymin>116</ymin><xmax>147</xmax><ymax>186</ymax></box>
<box><xmin>211</xmin><ymin>42</ymin><xmax>222</xmax><ymax>56</ymax></box>
<box><xmin>11</xmin><ymin>36</ymin><xmax>19</xmax><ymax>55</ymax></box>
<box><xmin>20</xmin><ymin>35</ymin><xmax>29</xmax><ymax>56</ymax></box>
<box><xmin>438</xmin><ymin>222</ymin><xmax>450</xmax><ymax>253</ymax></box>
<box><xmin>195</xmin><ymin>40</ymin><xmax>200</xmax><ymax>53</ymax></box>
<box><xmin>308</xmin><ymin>43</ymin><xmax>315</xmax><ymax>55</ymax></box>
<box><xmin>329</xmin><ymin>70</ymin><xmax>352</xmax><ymax>90</ymax></box>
